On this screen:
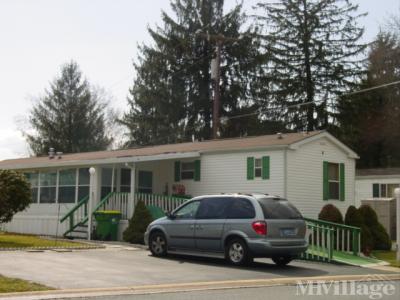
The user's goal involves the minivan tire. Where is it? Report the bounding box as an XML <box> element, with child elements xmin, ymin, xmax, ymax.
<box><xmin>226</xmin><ymin>238</ymin><xmax>253</xmax><ymax>266</ymax></box>
<box><xmin>272</xmin><ymin>256</ymin><xmax>292</xmax><ymax>266</ymax></box>
<box><xmin>149</xmin><ymin>232</ymin><xmax>168</xmax><ymax>257</ymax></box>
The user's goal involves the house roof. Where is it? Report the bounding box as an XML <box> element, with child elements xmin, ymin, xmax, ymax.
<box><xmin>0</xmin><ymin>130</ymin><xmax>354</xmax><ymax>169</ymax></box>
<box><xmin>356</xmin><ymin>168</ymin><xmax>400</xmax><ymax>177</ymax></box>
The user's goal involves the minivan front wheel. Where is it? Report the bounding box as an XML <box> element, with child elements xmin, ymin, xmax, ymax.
<box><xmin>226</xmin><ymin>238</ymin><xmax>252</xmax><ymax>266</ymax></box>
<box><xmin>149</xmin><ymin>232</ymin><xmax>167</xmax><ymax>257</ymax></box>
<box><xmin>272</xmin><ymin>256</ymin><xmax>292</xmax><ymax>266</ymax></box>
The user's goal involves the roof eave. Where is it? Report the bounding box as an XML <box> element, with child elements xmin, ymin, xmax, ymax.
<box><xmin>0</xmin><ymin>151</ymin><xmax>201</xmax><ymax>170</ymax></box>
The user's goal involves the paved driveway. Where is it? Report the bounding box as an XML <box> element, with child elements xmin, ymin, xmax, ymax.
<box><xmin>0</xmin><ymin>246</ymin><xmax>397</xmax><ymax>289</ymax></box>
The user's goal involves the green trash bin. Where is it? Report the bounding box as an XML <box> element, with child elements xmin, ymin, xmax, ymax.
<box><xmin>93</xmin><ymin>210</ymin><xmax>121</xmax><ymax>241</ymax></box>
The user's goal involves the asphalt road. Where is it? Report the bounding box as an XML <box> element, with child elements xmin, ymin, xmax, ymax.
<box><xmin>63</xmin><ymin>281</ymin><xmax>400</xmax><ymax>300</ymax></box>
<box><xmin>0</xmin><ymin>246</ymin><xmax>398</xmax><ymax>290</ymax></box>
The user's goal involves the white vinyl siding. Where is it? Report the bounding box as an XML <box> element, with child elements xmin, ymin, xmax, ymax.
<box><xmin>287</xmin><ymin>137</ymin><xmax>355</xmax><ymax>218</ymax></box>
<box><xmin>171</xmin><ymin>150</ymin><xmax>285</xmax><ymax>197</ymax></box>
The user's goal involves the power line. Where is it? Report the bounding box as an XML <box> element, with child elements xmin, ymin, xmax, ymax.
<box><xmin>223</xmin><ymin>80</ymin><xmax>400</xmax><ymax>121</ymax></box>
<box><xmin>342</xmin><ymin>80</ymin><xmax>400</xmax><ymax>97</ymax></box>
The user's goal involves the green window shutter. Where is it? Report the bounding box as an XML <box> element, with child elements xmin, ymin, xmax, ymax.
<box><xmin>174</xmin><ymin>161</ymin><xmax>181</xmax><ymax>182</ymax></box>
<box><xmin>262</xmin><ymin>156</ymin><xmax>270</xmax><ymax>180</ymax></box>
<box><xmin>372</xmin><ymin>183</ymin><xmax>380</xmax><ymax>197</ymax></box>
<box><xmin>323</xmin><ymin>161</ymin><xmax>329</xmax><ymax>200</ymax></box>
<box><xmin>339</xmin><ymin>163</ymin><xmax>345</xmax><ymax>201</ymax></box>
<box><xmin>194</xmin><ymin>160</ymin><xmax>201</xmax><ymax>181</ymax></box>
<box><xmin>247</xmin><ymin>157</ymin><xmax>254</xmax><ymax>180</ymax></box>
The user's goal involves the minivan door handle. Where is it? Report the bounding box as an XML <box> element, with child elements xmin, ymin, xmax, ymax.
<box><xmin>189</xmin><ymin>225</ymin><xmax>195</xmax><ymax>230</ymax></box>
<box><xmin>196</xmin><ymin>225</ymin><xmax>203</xmax><ymax>230</ymax></box>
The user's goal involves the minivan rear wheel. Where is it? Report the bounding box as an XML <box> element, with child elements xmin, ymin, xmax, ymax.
<box><xmin>226</xmin><ymin>238</ymin><xmax>252</xmax><ymax>266</ymax></box>
<box><xmin>149</xmin><ymin>232</ymin><xmax>167</xmax><ymax>257</ymax></box>
<box><xmin>272</xmin><ymin>256</ymin><xmax>292</xmax><ymax>266</ymax></box>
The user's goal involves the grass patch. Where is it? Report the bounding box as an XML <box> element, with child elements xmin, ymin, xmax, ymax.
<box><xmin>0</xmin><ymin>275</ymin><xmax>52</xmax><ymax>293</ymax></box>
<box><xmin>372</xmin><ymin>250</ymin><xmax>400</xmax><ymax>268</ymax></box>
<box><xmin>0</xmin><ymin>232</ymin><xmax>85</xmax><ymax>249</ymax></box>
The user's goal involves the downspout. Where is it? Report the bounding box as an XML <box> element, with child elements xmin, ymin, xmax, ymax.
<box><xmin>284</xmin><ymin>148</ymin><xmax>288</xmax><ymax>199</ymax></box>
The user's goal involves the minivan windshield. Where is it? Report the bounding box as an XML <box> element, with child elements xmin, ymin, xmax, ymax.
<box><xmin>257</xmin><ymin>198</ymin><xmax>303</xmax><ymax>219</ymax></box>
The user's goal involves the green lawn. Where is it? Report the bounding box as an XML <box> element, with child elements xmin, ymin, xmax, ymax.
<box><xmin>0</xmin><ymin>232</ymin><xmax>85</xmax><ymax>249</ymax></box>
<box><xmin>372</xmin><ymin>250</ymin><xmax>400</xmax><ymax>268</ymax></box>
<box><xmin>0</xmin><ymin>275</ymin><xmax>51</xmax><ymax>293</ymax></box>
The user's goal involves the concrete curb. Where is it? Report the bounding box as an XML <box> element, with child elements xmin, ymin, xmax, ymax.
<box><xmin>1</xmin><ymin>273</ymin><xmax>400</xmax><ymax>300</ymax></box>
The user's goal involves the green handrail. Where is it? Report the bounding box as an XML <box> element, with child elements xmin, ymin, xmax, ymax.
<box><xmin>303</xmin><ymin>217</ymin><xmax>361</xmax><ymax>231</ymax></box>
<box><xmin>304</xmin><ymin>217</ymin><xmax>361</xmax><ymax>256</ymax></box>
<box><xmin>60</xmin><ymin>195</ymin><xmax>89</xmax><ymax>223</ymax></box>
<box><xmin>93</xmin><ymin>192</ymin><xmax>114</xmax><ymax>212</ymax></box>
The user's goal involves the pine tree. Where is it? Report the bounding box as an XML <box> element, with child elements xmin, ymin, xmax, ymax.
<box><xmin>26</xmin><ymin>61</ymin><xmax>112</xmax><ymax>155</ymax></box>
<box><xmin>336</xmin><ymin>32</ymin><xmax>400</xmax><ymax>168</ymax></box>
<box><xmin>120</xmin><ymin>0</ymin><xmax>264</xmax><ymax>146</ymax></box>
<box><xmin>255</xmin><ymin>0</ymin><xmax>367</xmax><ymax>131</ymax></box>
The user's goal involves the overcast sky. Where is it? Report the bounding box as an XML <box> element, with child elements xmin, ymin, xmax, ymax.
<box><xmin>0</xmin><ymin>0</ymin><xmax>398</xmax><ymax>160</ymax></box>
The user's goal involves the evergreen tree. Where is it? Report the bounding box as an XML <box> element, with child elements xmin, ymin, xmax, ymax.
<box><xmin>255</xmin><ymin>0</ymin><xmax>367</xmax><ymax>131</ymax></box>
<box><xmin>336</xmin><ymin>32</ymin><xmax>400</xmax><ymax>168</ymax></box>
<box><xmin>26</xmin><ymin>61</ymin><xmax>112</xmax><ymax>155</ymax></box>
<box><xmin>120</xmin><ymin>0</ymin><xmax>264</xmax><ymax>146</ymax></box>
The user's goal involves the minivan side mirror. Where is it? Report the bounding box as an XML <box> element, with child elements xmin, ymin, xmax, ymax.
<box><xmin>166</xmin><ymin>211</ymin><xmax>176</xmax><ymax>219</ymax></box>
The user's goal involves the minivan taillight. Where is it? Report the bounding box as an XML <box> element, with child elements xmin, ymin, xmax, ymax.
<box><xmin>252</xmin><ymin>221</ymin><xmax>267</xmax><ymax>235</ymax></box>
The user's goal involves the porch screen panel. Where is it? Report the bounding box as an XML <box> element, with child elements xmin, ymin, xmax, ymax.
<box><xmin>101</xmin><ymin>168</ymin><xmax>116</xmax><ymax>199</ymax></box>
<box><xmin>39</xmin><ymin>171</ymin><xmax>57</xmax><ymax>203</ymax></box>
<box><xmin>24</xmin><ymin>172</ymin><xmax>39</xmax><ymax>203</ymax></box>
<box><xmin>120</xmin><ymin>168</ymin><xmax>131</xmax><ymax>193</ymax></box>
<box><xmin>78</xmin><ymin>168</ymin><xmax>90</xmax><ymax>201</ymax></box>
<box><xmin>58</xmin><ymin>169</ymin><xmax>76</xmax><ymax>203</ymax></box>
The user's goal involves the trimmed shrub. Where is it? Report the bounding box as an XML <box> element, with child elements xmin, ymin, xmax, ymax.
<box><xmin>345</xmin><ymin>205</ymin><xmax>367</xmax><ymax>254</ymax></box>
<box><xmin>344</xmin><ymin>205</ymin><xmax>363</xmax><ymax>227</ymax></box>
<box><xmin>360</xmin><ymin>225</ymin><xmax>374</xmax><ymax>256</ymax></box>
<box><xmin>358</xmin><ymin>205</ymin><xmax>391</xmax><ymax>251</ymax></box>
<box><xmin>358</xmin><ymin>205</ymin><xmax>378</xmax><ymax>227</ymax></box>
<box><xmin>123</xmin><ymin>200</ymin><xmax>153</xmax><ymax>244</ymax></box>
<box><xmin>318</xmin><ymin>204</ymin><xmax>343</xmax><ymax>224</ymax></box>
<box><xmin>0</xmin><ymin>170</ymin><xmax>31</xmax><ymax>224</ymax></box>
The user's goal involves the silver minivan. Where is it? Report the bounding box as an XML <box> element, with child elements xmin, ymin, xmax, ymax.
<box><xmin>144</xmin><ymin>193</ymin><xmax>308</xmax><ymax>266</ymax></box>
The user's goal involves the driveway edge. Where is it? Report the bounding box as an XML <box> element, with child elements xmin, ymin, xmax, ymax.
<box><xmin>1</xmin><ymin>273</ymin><xmax>400</xmax><ymax>300</ymax></box>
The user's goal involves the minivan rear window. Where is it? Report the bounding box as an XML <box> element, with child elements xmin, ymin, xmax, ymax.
<box><xmin>257</xmin><ymin>198</ymin><xmax>303</xmax><ymax>219</ymax></box>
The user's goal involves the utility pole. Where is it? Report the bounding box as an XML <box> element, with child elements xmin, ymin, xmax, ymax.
<box><xmin>211</xmin><ymin>40</ymin><xmax>222</xmax><ymax>139</ymax></box>
<box><xmin>196</xmin><ymin>31</ymin><xmax>243</xmax><ymax>139</ymax></box>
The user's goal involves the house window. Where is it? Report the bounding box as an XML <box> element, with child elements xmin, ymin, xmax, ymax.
<box><xmin>328</xmin><ymin>163</ymin><xmax>340</xmax><ymax>200</ymax></box>
<box><xmin>181</xmin><ymin>162</ymin><xmax>195</xmax><ymax>180</ymax></box>
<box><xmin>39</xmin><ymin>171</ymin><xmax>57</xmax><ymax>203</ymax></box>
<box><xmin>24</xmin><ymin>172</ymin><xmax>39</xmax><ymax>203</ymax></box>
<box><xmin>58</xmin><ymin>169</ymin><xmax>76</xmax><ymax>203</ymax></box>
<box><xmin>254</xmin><ymin>158</ymin><xmax>262</xmax><ymax>178</ymax></box>
<box><xmin>373</xmin><ymin>183</ymin><xmax>400</xmax><ymax>198</ymax></box>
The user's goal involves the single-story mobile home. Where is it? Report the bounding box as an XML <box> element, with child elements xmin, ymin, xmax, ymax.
<box><xmin>355</xmin><ymin>168</ymin><xmax>400</xmax><ymax>206</ymax></box>
<box><xmin>0</xmin><ymin>131</ymin><xmax>358</xmax><ymax>240</ymax></box>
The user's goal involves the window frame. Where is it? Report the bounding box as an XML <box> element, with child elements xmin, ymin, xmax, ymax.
<box><xmin>328</xmin><ymin>162</ymin><xmax>340</xmax><ymax>200</ymax></box>
<box><xmin>180</xmin><ymin>161</ymin><xmax>195</xmax><ymax>180</ymax></box>
<box><xmin>375</xmin><ymin>183</ymin><xmax>400</xmax><ymax>198</ymax></box>
<box><xmin>254</xmin><ymin>158</ymin><xmax>262</xmax><ymax>178</ymax></box>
